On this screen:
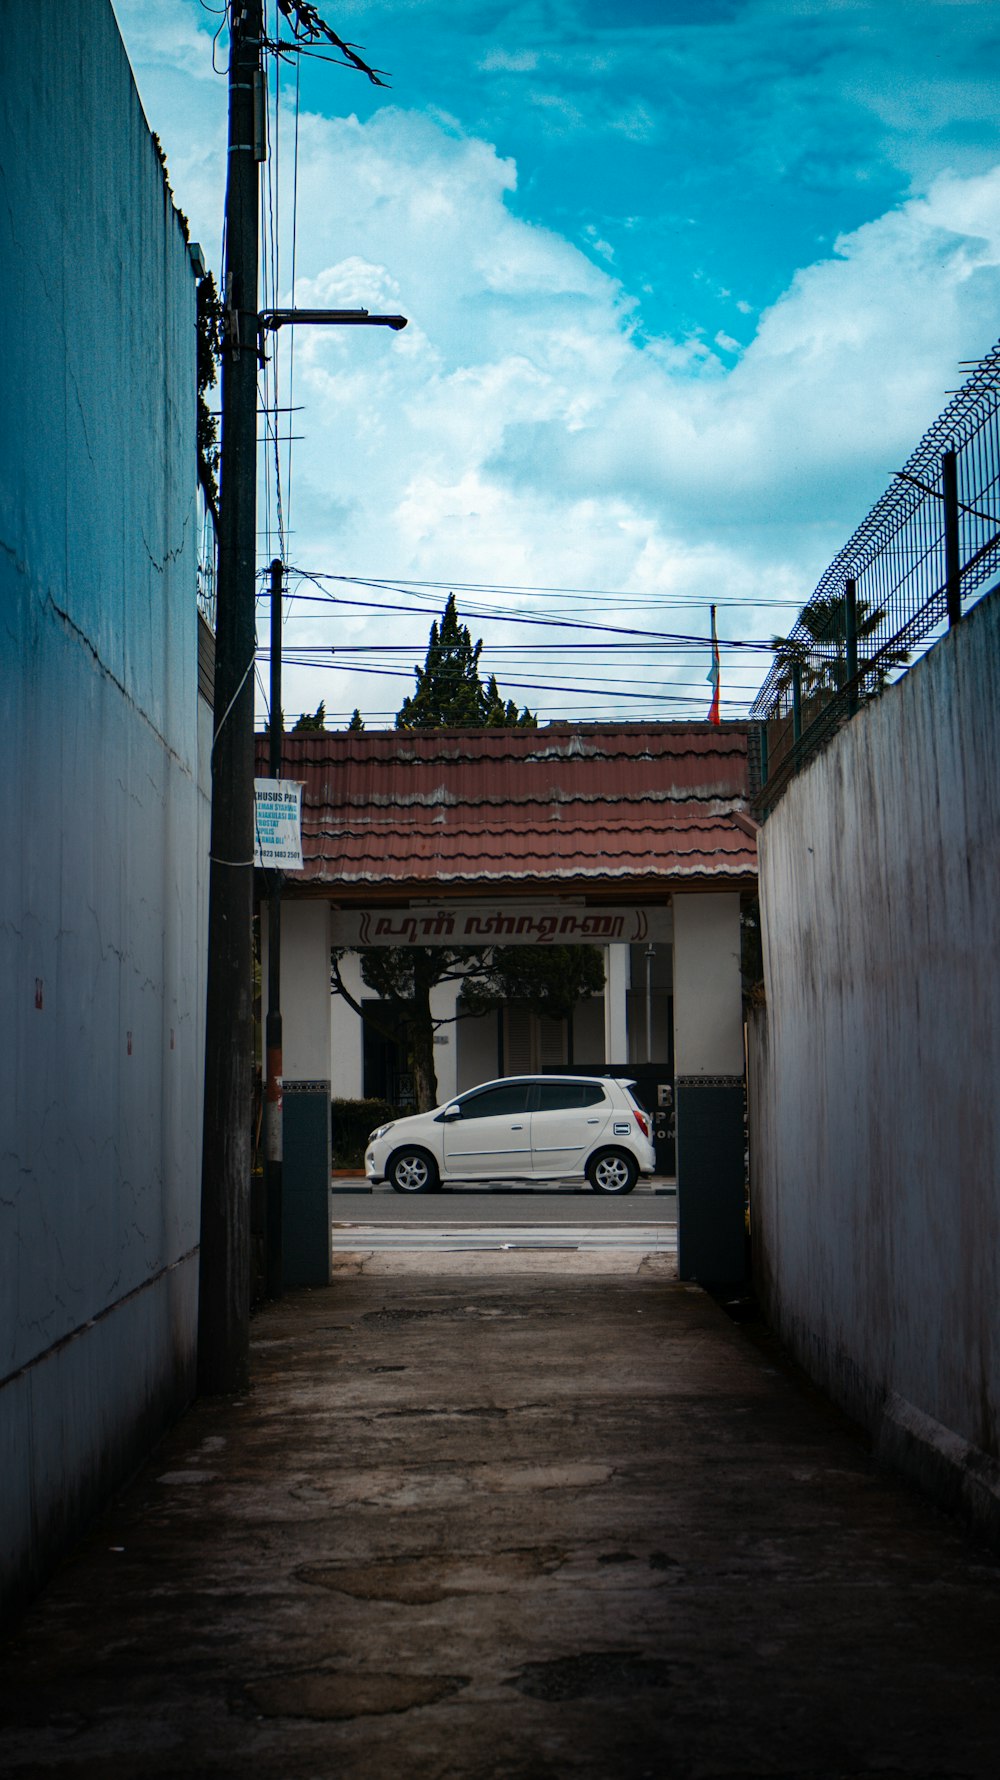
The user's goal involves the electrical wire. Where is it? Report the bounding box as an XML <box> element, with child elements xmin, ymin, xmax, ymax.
<box><xmin>301</xmin><ymin>571</ymin><xmax>806</xmax><ymax>610</ymax></box>
<box><xmin>262</xmin><ymin>576</ymin><xmax>780</xmax><ymax>651</ymax></box>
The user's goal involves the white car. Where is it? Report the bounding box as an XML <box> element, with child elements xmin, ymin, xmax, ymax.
<box><xmin>366</xmin><ymin>1074</ymin><xmax>656</xmax><ymax>1195</ymax></box>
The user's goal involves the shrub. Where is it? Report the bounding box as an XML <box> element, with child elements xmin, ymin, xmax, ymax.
<box><xmin>331</xmin><ymin>1097</ymin><xmax>399</xmax><ymax>1168</ymax></box>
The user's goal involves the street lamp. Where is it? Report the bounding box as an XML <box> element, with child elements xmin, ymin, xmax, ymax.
<box><xmin>259</xmin><ymin>306</ymin><xmax>408</xmax><ymax>344</ymax></box>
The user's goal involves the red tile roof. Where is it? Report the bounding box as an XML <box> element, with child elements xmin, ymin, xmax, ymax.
<box><xmin>256</xmin><ymin>723</ymin><xmax>757</xmax><ymax>897</ymax></box>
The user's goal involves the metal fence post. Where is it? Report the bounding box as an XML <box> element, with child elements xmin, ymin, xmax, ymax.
<box><xmin>845</xmin><ymin>576</ymin><xmax>858</xmax><ymax>713</ymax></box>
<box><xmin>943</xmin><ymin>449</ymin><xmax>962</xmax><ymax>628</ymax></box>
<box><xmin>792</xmin><ymin>661</ymin><xmax>802</xmax><ymax>747</ymax></box>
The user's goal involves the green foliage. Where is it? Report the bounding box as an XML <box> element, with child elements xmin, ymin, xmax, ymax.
<box><xmin>357</xmin><ymin>945</ymin><xmax>486</xmax><ymax>1005</ymax></box>
<box><xmin>770</xmin><ymin>592</ymin><xmax>908</xmax><ymax>700</ymax></box>
<box><xmin>331</xmin><ymin>605</ymin><xmax>597</xmax><ymax>1105</ymax></box>
<box><xmin>331</xmin><ymin>1097</ymin><xmax>398</xmax><ymax>1168</ymax></box>
<box><xmin>740</xmin><ymin>895</ymin><xmax>765</xmax><ymax>1011</ymax></box>
<box><xmin>196</xmin><ymin>273</ymin><xmax>223</xmax><ymax>517</ymax></box>
<box><xmin>293</xmin><ymin>701</ymin><xmax>327</xmax><ymax>732</ymax></box>
<box><xmin>333</xmin><ymin>943</ymin><xmax>493</xmax><ymax>1111</ymax></box>
<box><xmin>483</xmin><ymin>673</ymin><xmax>538</xmax><ymax>728</ymax></box>
<box><xmin>395</xmin><ymin>594</ymin><xmax>535</xmax><ymax>729</ymax></box>
<box><xmin>460</xmin><ymin>945</ymin><xmax>605</xmax><ymax>1023</ymax></box>
<box><xmin>347</xmin><ymin>708</ymin><xmax>365</xmax><ymax>731</ymax></box>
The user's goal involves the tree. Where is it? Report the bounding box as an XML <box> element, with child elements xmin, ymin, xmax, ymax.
<box><xmin>395</xmin><ymin>593</ymin><xmax>536</xmax><ymax>729</ymax></box>
<box><xmin>483</xmin><ymin>673</ymin><xmax>537</xmax><ymax>728</ymax></box>
<box><xmin>332</xmin><ymin>942</ymin><xmax>606</xmax><ymax>1110</ymax></box>
<box><xmin>461</xmin><ymin>946</ymin><xmax>605</xmax><ymax>1065</ymax></box>
<box><xmin>770</xmin><ymin>592</ymin><xmax>908</xmax><ymax>702</ymax></box>
<box><xmin>195</xmin><ymin>272</ymin><xmax>223</xmax><ymax>518</ymax></box>
<box><xmin>331</xmin><ymin>944</ymin><xmax>495</xmax><ymax>1112</ymax></box>
<box><xmin>292</xmin><ymin>701</ymin><xmax>327</xmax><ymax>732</ymax></box>
<box><xmin>346</xmin><ymin>708</ymin><xmax>365</xmax><ymax>731</ymax></box>
<box><xmin>330</xmin><ymin>599</ymin><xmax>589</xmax><ymax>1110</ymax></box>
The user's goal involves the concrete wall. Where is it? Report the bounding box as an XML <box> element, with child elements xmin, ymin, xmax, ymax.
<box><xmin>751</xmin><ymin>588</ymin><xmax>1000</xmax><ymax>1535</ymax></box>
<box><xmin>272</xmin><ymin>902</ymin><xmax>332</xmax><ymax>1081</ymax></box>
<box><xmin>0</xmin><ymin>2</ymin><xmax>205</xmax><ymax>1619</ymax></box>
<box><xmin>330</xmin><ymin>951</ymin><xmax>365</xmax><ymax>1100</ymax></box>
<box><xmin>673</xmin><ymin>895</ymin><xmax>743</xmax><ymax>1076</ymax></box>
<box><xmin>603</xmin><ymin>943</ymin><xmax>629</xmax><ymax>1062</ymax></box>
<box><xmin>673</xmin><ymin>893</ymin><xmax>746</xmax><ymax>1282</ymax></box>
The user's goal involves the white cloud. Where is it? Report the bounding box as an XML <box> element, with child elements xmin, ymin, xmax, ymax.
<box><xmin>287</xmin><ymin>135</ymin><xmax>1000</xmax><ymax>715</ymax></box>
<box><xmin>478</xmin><ymin>50</ymin><xmax>539</xmax><ymax>73</ymax></box>
<box><xmin>512</xmin><ymin>165</ymin><xmax>1000</xmax><ymax>528</ymax></box>
<box><xmin>109</xmin><ymin>8</ymin><xmax>1000</xmax><ymax>721</ymax></box>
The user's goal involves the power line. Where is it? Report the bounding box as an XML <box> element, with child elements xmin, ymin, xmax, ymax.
<box><xmin>306</xmin><ymin>571</ymin><xmax>805</xmax><ymax>609</ymax></box>
<box><xmin>265</xmin><ymin>580</ymin><xmax>783</xmax><ymax>651</ymax></box>
<box><xmin>274</xmin><ymin>654</ymin><xmax>754</xmax><ymax>707</ymax></box>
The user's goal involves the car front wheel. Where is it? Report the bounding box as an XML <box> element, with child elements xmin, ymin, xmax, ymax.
<box><xmin>388</xmin><ymin>1147</ymin><xmax>440</xmax><ymax>1194</ymax></box>
<box><xmin>586</xmin><ymin>1149</ymin><xmax>638</xmax><ymax>1195</ymax></box>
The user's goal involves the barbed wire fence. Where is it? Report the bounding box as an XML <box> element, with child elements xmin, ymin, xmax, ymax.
<box><xmin>751</xmin><ymin>337</ymin><xmax>1000</xmax><ymax>811</ymax></box>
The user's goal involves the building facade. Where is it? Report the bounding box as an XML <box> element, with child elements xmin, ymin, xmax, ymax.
<box><xmin>257</xmin><ymin>723</ymin><xmax>757</xmax><ymax>1282</ymax></box>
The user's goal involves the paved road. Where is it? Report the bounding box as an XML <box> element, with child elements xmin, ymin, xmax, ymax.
<box><xmin>333</xmin><ymin>1177</ymin><xmax>678</xmax><ymax>1229</ymax></box>
<box><xmin>331</xmin><ymin>1224</ymin><xmax>677</xmax><ymax>1252</ymax></box>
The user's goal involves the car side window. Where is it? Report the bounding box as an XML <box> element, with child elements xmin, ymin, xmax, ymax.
<box><xmin>459</xmin><ymin>1083</ymin><xmax>533</xmax><ymax>1119</ymax></box>
<box><xmin>535</xmin><ymin>1082</ymin><xmax>607</xmax><ymax>1112</ymax></box>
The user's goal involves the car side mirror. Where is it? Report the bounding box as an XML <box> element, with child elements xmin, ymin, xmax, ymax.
<box><xmin>441</xmin><ymin>1104</ymin><xmax>462</xmax><ymax>1121</ymax></box>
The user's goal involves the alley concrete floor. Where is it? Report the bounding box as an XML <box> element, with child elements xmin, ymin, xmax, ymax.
<box><xmin>2</xmin><ymin>1271</ymin><xmax>1000</xmax><ymax>1780</ymax></box>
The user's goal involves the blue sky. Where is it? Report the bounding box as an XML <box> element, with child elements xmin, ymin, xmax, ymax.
<box><xmin>113</xmin><ymin>0</ymin><xmax>1000</xmax><ymax>724</ymax></box>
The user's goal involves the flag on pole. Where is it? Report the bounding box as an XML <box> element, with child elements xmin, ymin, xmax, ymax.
<box><xmin>707</xmin><ymin>603</ymin><xmax>721</xmax><ymax>724</ymax></box>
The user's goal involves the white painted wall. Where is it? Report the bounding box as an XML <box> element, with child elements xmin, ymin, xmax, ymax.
<box><xmin>603</xmin><ymin>943</ymin><xmax>630</xmax><ymax>1062</ymax></box>
<box><xmin>751</xmin><ymin>589</ymin><xmax>1000</xmax><ymax>1513</ymax></box>
<box><xmin>0</xmin><ymin>2</ymin><xmax>204</xmax><ymax>1620</ymax></box>
<box><xmin>265</xmin><ymin>902</ymin><xmax>332</xmax><ymax>1082</ymax></box>
<box><xmin>429</xmin><ymin>979</ymin><xmax>460</xmax><ymax>1103</ymax></box>
<box><xmin>672</xmin><ymin>894</ymin><xmax>743</xmax><ymax>1074</ymax></box>
<box><xmin>330</xmin><ymin>951</ymin><xmax>364</xmax><ymax>1100</ymax></box>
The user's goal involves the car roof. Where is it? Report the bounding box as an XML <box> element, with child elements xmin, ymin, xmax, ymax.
<box><xmin>459</xmin><ymin>1074</ymin><xmax>634</xmax><ymax>1090</ymax></box>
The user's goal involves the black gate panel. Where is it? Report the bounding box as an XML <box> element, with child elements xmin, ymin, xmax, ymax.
<box><xmin>675</xmin><ymin>1075</ymin><xmax>746</xmax><ymax>1284</ymax></box>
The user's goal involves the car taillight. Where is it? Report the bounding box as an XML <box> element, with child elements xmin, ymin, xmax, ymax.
<box><xmin>633</xmin><ymin>1108</ymin><xmax>649</xmax><ymax>1138</ymax></box>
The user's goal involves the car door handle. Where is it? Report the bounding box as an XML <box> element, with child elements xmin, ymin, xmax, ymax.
<box><xmin>586</xmin><ymin>1118</ymin><xmax>600</xmax><ymax>1124</ymax></box>
<box><xmin>511</xmin><ymin>1123</ymin><xmax>524</xmax><ymax>1130</ymax></box>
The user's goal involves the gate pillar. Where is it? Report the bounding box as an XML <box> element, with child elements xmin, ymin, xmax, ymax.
<box><xmin>603</xmin><ymin>942</ymin><xmax>629</xmax><ymax>1065</ymax></box>
<box><xmin>672</xmin><ymin>892</ymin><xmax>746</xmax><ymax>1283</ymax></box>
<box><xmin>262</xmin><ymin>901</ymin><xmax>332</xmax><ymax>1288</ymax></box>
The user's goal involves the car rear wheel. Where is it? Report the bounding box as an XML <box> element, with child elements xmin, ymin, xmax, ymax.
<box><xmin>388</xmin><ymin>1147</ymin><xmax>439</xmax><ymax>1194</ymax></box>
<box><xmin>586</xmin><ymin>1149</ymin><xmax>638</xmax><ymax>1195</ymax></box>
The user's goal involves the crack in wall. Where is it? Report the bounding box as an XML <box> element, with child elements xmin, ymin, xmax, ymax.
<box><xmin>45</xmin><ymin>590</ymin><xmax>196</xmax><ymax>777</ymax></box>
<box><xmin>140</xmin><ymin>504</ymin><xmax>193</xmax><ymax>576</ymax></box>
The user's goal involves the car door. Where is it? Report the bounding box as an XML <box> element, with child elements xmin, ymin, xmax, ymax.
<box><xmin>529</xmin><ymin>1081</ymin><xmax>612</xmax><ymax>1177</ymax></box>
<box><xmin>441</xmin><ymin>1081</ymin><xmax>533</xmax><ymax>1179</ymax></box>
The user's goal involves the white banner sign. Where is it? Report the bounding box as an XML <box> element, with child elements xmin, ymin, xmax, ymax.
<box><xmin>254</xmin><ymin>779</ymin><xmax>303</xmax><ymax>869</ymax></box>
<box><xmin>330</xmin><ymin>902</ymin><xmax>673</xmax><ymax>949</ymax></box>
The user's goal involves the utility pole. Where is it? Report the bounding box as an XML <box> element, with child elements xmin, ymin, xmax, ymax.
<box><xmin>265</xmin><ymin>557</ymin><xmax>284</xmax><ymax>1299</ymax></box>
<box><xmin>198</xmin><ymin>0</ymin><xmax>264</xmax><ymax>1395</ymax></box>
<box><xmin>197</xmin><ymin>6</ymin><xmax>406</xmax><ymax>1384</ymax></box>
